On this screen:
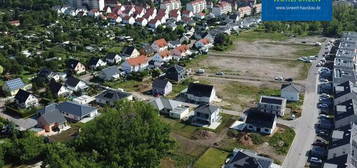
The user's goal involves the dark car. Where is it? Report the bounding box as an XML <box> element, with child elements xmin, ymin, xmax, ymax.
<box><xmin>285</xmin><ymin>78</ymin><xmax>293</xmax><ymax>82</ymax></box>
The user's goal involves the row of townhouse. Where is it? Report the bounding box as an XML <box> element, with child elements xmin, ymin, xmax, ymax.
<box><xmin>324</xmin><ymin>32</ymin><xmax>357</xmax><ymax>167</ymax></box>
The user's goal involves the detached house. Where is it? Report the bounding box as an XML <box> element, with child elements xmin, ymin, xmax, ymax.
<box><xmin>195</xmin><ymin>38</ymin><xmax>213</xmax><ymax>49</ymax></box>
<box><xmin>105</xmin><ymin>53</ymin><xmax>122</xmax><ymax>64</ymax></box>
<box><xmin>152</xmin><ymin>50</ymin><xmax>172</xmax><ymax>66</ymax></box>
<box><xmin>172</xmin><ymin>44</ymin><xmax>191</xmax><ymax>60</ymax></box>
<box><xmin>121</xmin><ymin>46</ymin><xmax>140</xmax><ymax>59</ymax></box>
<box><xmin>143</xmin><ymin>7</ymin><xmax>157</xmax><ymax>21</ymax></box>
<box><xmin>281</xmin><ymin>83</ymin><xmax>300</xmax><ymax>101</ymax></box>
<box><xmin>95</xmin><ymin>90</ymin><xmax>133</xmax><ymax>106</ymax></box>
<box><xmin>121</xmin><ymin>55</ymin><xmax>149</xmax><ymax>73</ymax></box>
<box><xmin>99</xmin><ymin>66</ymin><xmax>121</xmax><ymax>81</ymax></box>
<box><xmin>238</xmin><ymin>6</ymin><xmax>252</xmax><ymax>18</ymax></box>
<box><xmin>182</xmin><ymin>10</ymin><xmax>193</xmax><ymax>18</ymax></box>
<box><xmin>192</xmin><ymin>104</ymin><xmax>221</xmax><ymax>127</ymax></box>
<box><xmin>224</xmin><ymin>148</ymin><xmax>278</xmax><ymax>168</ymax></box>
<box><xmin>2</xmin><ymin>78</ymin><xmax>26</xmax><ymax>96</ymax></box>
<box><xmin>67</xmin><ymin>59</ymin><xmax>86</xmax><ymax>74</ymax></box>
<box><xmin>65</xmin><ymin>76</ymin><xmax>88</xmax><ymax>91</ymax></box>
<box><xmin>152</xmin><ymin>38</ymin><xmax>169</xmax><ymax>52</ymax></box>
<box><xmin>165</xmin><ymin>65</ymin><xmax>186</xmax><ymax>82</ymax></box>
<box><xmin>245</xmin><ymin>111</ymin><xmax>277</xmax><ymax>135</ymax></box>
<box><xmin>150</xmin><ymin>97</ymin><xmax>190</xmax><ymax>119</ymax></box>
<box><xmin>37</xmin><ymin>104</ymin><xmax>68</xmax><ymax>133</ymax></box>
<box><xmin>186</xmin><ymin>0</ymin><xmax>206</xmax><ymax>14</ymax></box>
<box><xmin>107</xmin><ymin>13</ymin><xmax>122</xmax><ymax>23</ymax></box>
<box><xmin>152</xmin><ymin>78</ymin><xmax>173</xmax><ymax>96</ymax></box>
<box><xmin>258</xmin><ymin>96</ymin><xmax>287</xmax><ymax>116</ymax></box>
<box><xmin>57</xmin><ymin>101</ymin><xmax>98</xmax><ymax>121</ymax></box>
<box><xmin>88</xmin><ymin>57</ymin><xmax>107</xmax><ymax>69</ymax></box>
<box><xmin>169</xmin><ymin>9</ymin><xmax>181</xmax><ymax>21</ymax></box>
<box><xmin>15</xmin><ymin>89</ymin><xmax>39</xmax><ymax>108</ymax></box>
<box><xmin>187</xmin><ymin>83</ymin><xmax>216</xmax><ymax>103</ymax></box>
<box><xmin>212</xmin><ymin>1</ymin><xmax>232</xmax><ymax>16</ymax></box>
<box><xmin>134</xmin><ymin>6</ymin><xmax>145</xmax><ymax>18</ymax></box>
<box><xmin>49</xmin><ymin>81</ymin><xmax>72</xmax><ymax>97</ymax></box>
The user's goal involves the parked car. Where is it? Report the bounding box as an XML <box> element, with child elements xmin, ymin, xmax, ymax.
<box><xmin>320</xmin><ymin>94</ymin><xmax>331</xmax><ymax>99</ymax></box>
<box><xmin>318</xmin><ymin>103</ymin><xmax>329</xmax><ymax>108</ymax></box>
<box><xmin>216</xmin><ymin>72</ymin><xmax>225</xmax><ymax>75</ymax></box>
<box><xmin>309</xmin><ymin>157</ymin><xmax>323</xmax><ymax>164</ymax></box>
<box><xmin>320</xmin><ymin>78</ymin><xmax>329</xmax><ymax>83</ymax></box>
<box><xmin>274</xmin><ymin>76</ymin><xmax>284</xmax><ymax>81</ymax></box>
<box><xmin>285</xmin><ymin>78</ymin><xmax>293</xmax><ymax>82</ymax></box>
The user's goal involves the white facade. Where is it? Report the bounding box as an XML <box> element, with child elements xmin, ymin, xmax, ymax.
<box><xmin>186</xmin><ymin>0</ymin><xmax>206</xmax><ymax>14</ymax></box>
<box><xmin>246</xmin><ymin>120</ymin><xmax>276</xmax><ymax>135</ymax></box>
<box><xmin>169</xmin><ymin>107</ymin><xmax>190</xmax><ymax>120</ymax></box>
<box><xmin>67</xmin><ymin>81</ymin><xmax>88</xmax><ymax>91</ymax></box>
<box><xmin>123</xmin><ymin>17</ymin><xmax>135</xmax><ymax>25</ymax></box>
<box><xmin>212</xmin><ymin>2</ymin><xmax>232</xmax><ymax>16</ymax></box>
<box><xmin>17</xmin><ymin>94</ymin><xmax>39</xmax><ymax>108</ymax></box>
<box><xmin>160</xmin><ymin>0</ymin><xmax>181</xmax><ymax>12</ymax></box>
<box><xmin>187</xmin><ymin>88</ymin><xmax>216</xmax><ymax>103</ymax></box>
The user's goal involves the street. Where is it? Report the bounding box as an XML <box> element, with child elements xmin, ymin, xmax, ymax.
<box><xmin>281</xmin><ymin>42</ymin><xmax>327</xmax><ymax>168</ymax></box>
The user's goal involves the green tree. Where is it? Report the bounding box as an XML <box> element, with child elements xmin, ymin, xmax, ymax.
<box><xmin>0</xmin><ymin>65</ymin><xmax>3</xmax><ymax>74</ymax></box>
<box><xmin>72</xmin><ymin>101</ymin><xmax>175</xmax><ymax>168</ymax></box>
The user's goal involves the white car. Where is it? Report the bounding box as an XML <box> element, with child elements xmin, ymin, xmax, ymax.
<box><xmin>274</xmin><ymin>76</ymin><xmax>284</xmax><ymax>81</ymax></box>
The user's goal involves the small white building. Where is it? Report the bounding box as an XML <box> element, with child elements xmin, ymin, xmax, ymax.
<box><xmin>281</xmin><ymin>83</ymin><xmax>300</xmax><ymax>101</ymax></box>
<box><xmin>121</xmin><ymin>55</ymin><xmax>149</xmax><ymax>73</ymax></box>
<box><xmin>245</xmin><ymin>112</ymin><xmax>277</xmax><ymax>135</ymax></box>
<box><xmin>186</xmin><ymin>0</ymin><xmax>206</xmax><ymax>14</ymax></box>
<box><xmin>151</xmin><ymin>38</ymin><xmax>168</xmax><ymax>52</ymax></box>
<box><xmin>186</xmin><ymin>83</ymin><xmax>216</xmax><ymax>104</ymax></box>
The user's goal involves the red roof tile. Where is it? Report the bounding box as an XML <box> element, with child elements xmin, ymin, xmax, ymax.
<box><xmin>127</xmin><ymin>56</ymin><xmax>148</xmax><ymax>66</ymax></box>
<box><xmin>153</xmin><ymin>39</ymin><xmax>168</xmax><ymax>48</ymax></box>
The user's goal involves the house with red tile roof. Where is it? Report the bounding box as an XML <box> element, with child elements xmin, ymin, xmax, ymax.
<box><xmin>172</xmin><ymin>45</ymin><xmax>191</xmax><ymax>60</ymax></box>
<box><xmin>186</xmin><ymin>0</ymin><xmax>206</xmax><ymax>14</ymax></box>
<box><xmin>103</xmin><ymin>6</ymin><xmax>112</xmax><ymax>14</ymax></box>
<box><xmin>169</xmin><ymin>9</ymin><xmax>181</xmax><ymax>21</ymax></box>
<box><xmin>182</xmin><ymin>10</ymin><xmax>193</xmax><ymax>18</ymax></box>
<box><xmin>135</xmin><ymin>17</ymin><xmax>148</xmax><ymax>26</ymax></box>
<box><xmin>9</xmin><ymin>20</ymin><xmax>20</xmax><ymax>27</ymax></box>
<box><xmin>134</xmin><ymin>6</ymin><xmax>146</xmax><ymax>18</ymax></box>
<box><xmin>121</xmin><ymin>56</ymin><xmax>149</xmax><ymax>73</ymax></box>
<box><xmin>148</xmin><ymin>19</ymin><xmax>161</xmax><ymax>28</ymax></box>
<box><xmin>160</xmin><ymin>0</ymin><xmax>181</xmax><ymax>12</ymax></box>
<box><xmin>122</xmin><ymin>15</ymin><xmax>135</xmax><ymax>25</ymax></box>
<box><xmin>195</xmin><ymin>38</ymin><xmax>213</xmax><ymax>49</ymax></box>
<box><xmin>152</xmin><ymin>50</ymin><xmax>173</xmax><ymax>67</ymax></box>
<box><xmin>195</xmin><ymin>12</ymin><xmax>205</xmax><ymax>19</ymax></box>
<box><xmin>143</xmin><ymin>7</ymin><xmax>157</xmax><ymax>21</ymax></box>
<box><xmin>107</xmin><ymin>13</ymin><xmax>122</xmax><ymax>23</ymax></box>
<box><xmin>152</xmin><ymin>38</ymin><xmax>168</xmax><ymax>52</ymax></box>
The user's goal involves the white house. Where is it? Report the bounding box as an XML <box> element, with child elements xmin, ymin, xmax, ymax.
<box><xmin>122</xmin><ymin>15</ymin><xmax>135</xmax><ymax>25</ymax></box>
<box><xmin>65</xmin><ymin>77</ymin><xmax>88</xmax><ymax>92</ymax></box>
<box><xmin>88</xmin><ymin>58</ymin><xmax>107</xmax><ymax>69</ymax></box>
<box><xmin>281</xmin><ymin>83</ymin><xmax>300</xmax><ymax>101</ymax></box>
<box><xmin>121</xmin><ymin>55</ymin><xmax>149</xmax><ymax>73</ymax></box>
<box><xmin>195</xmin><ymin>38</ymin><xmax>213</xmax><ymax>49</ymax></box>
<box><xmin>152</xmin><ymin>79</ymin><xmax>172</xmax><ymax>96</ymax></box>
<box><xmin>258</xmin><ymin>96</ymin><xmax>287</xmax><ymax>116</ymax></box>
<box><xmin>2</xmin><ymin>78</ymin><xmax>26</xmax><ymax>96</ymax></box>
<box><xmin>148</xmin><ymin>19</ymin><xmax>161</xmax><ymax>28</ymax></box>
<box><xmin>192</xmin><ymin>104</ymin><xmax>221</xmax><ymax>128</ymax></box>
<box><xmin>171</xmin><ymin>44</ymin><xmax>191</xmax><ymax>60</ymax></box>
<box><xmin>135</xmin><ymin>17</ymin><xmax>148</xmax><ymax>26</ymax></box>
<box><xmin>152</xmin><ymin>50</ymin><xmax>172</xmax><ymax>66</ymax></box>
<box><xmin>15</xmin><ymin>90</ymin><xmax>39</xmax><ymax>108</ymax></box>
<box><xmin>245</xmin><ymin>112</ymin><xmax>277</xmax><ymax>135</ymax></box>
<box><xmin>67</xmin><ymin>59</ymin><xmax>86</xmax><ymax>74</ymax></box>
<box><xmin>105</xmin><ymin>53</ymin><xmax>122</xmax><ymax>64</ymax></box>
<box><xmin>160</xmin><ymin>0</ymin><xmax>181</xmax><ymax>12</ymax></box>
<box><xmin>151</xmin><ymin>38</ymin><xmax>168</xmax><ymax>52</ymax></box>
<box><xmin>186</xmin><ymin>0</ymin><xmax>206</xmax><ymax>14</ymax></box>
<box><xmin>186</xmin><ymin>83</ymin><xmax>216</xmax><ymax>103</ymax></box>
<box><xmin>57</xmin><ymin>101</ymin><xmax>98</xmax><ymax>121</ymax></box>
<box><xmin>121</xmin><ymin>46</ymin><xmax>140</xmax><ymax>59</ymax></box>
<box><xmin>99</xmin><ymin>66</ymin><xmax>121</xmax><ymax>81</ymax></box>
<box><xmin>212</xmin><ymin>1</ymin><xmax>232</xmax><ymax>16</ymax></box>
<box><xmin>49</xmin><ymin>81</ymin><xmax>72</xmax><ymax>97</ymax></box>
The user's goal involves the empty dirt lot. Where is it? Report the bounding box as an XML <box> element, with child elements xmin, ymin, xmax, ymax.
<box><xmin>195</xmin><ymin>32</ymin><xmax>323</xmax><ymax>80</ymax></box>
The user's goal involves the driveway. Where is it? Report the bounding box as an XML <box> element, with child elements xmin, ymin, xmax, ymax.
<box><xmin>281</xmin><ymin>41</ymin><xmax>328</xmax><ymax>168</ymax></box>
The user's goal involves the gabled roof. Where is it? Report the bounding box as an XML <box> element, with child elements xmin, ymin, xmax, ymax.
<box><xmin>187</xmin><ymin>83</ymin><xmax>214</xmax><ymax>97</ymax></box>
<box><xmin>38</xmin><ymin>68</ymin><xmax>54</xmax><ymax>78</ymax></box>
<box><xmin>198</xmin><ymin>38</ymin><xmax>210</xmax><ymax>45</ymax></box>
<box><xmin>126</xmin><ymin>56</ymin><xmax>148</xmax><ymax>66</ymax></box>
<box><xmin>101</xmin><ymin>66</ymin><xmax>120</xmax><ymax>77</ymax></box>
<box><xmin>57</xmin><ymin>101</ymin><xmax>96</xmax><ymax>118</ymax></box>
<box><xmin>150</xmin><ymin>97</ymin><xmax>181</xmax><ymax>111</ymax></box>
<box><xmin>195</xmin><ymin>104</ymin><xmax>218</xmax><ymax>114</ymax></box>
<box><xmin>153</xmin><ymin>79</ymin><xmax>171</xmax><ymax>89</ymax></box>
<box><xmin>106</xmin><ymin>53</ymin><xmax>119</xmax><ymax>60</ymax></box>
<box><xmin>65</xmin><ymin>76</ymin><xmax>81</xmax><ymax>87</ymax></box>
<box><xmin>49</xmin><ymin>80</ymin><xmax>64</xmax><ymax>95</ymax></box>
<box><xmin>174</xmin><ymin>45</ymin><xmax>189</xmax><ymax>53</ymax></box>
<box><xmin>153</xmin><ymin>38</ymin><xmax>168</xmax><ymax>48</ymax></box>
<box><xmin>148</xmin><ymin>19</ymin><xmax>160</xmax><ymax>24</ymax></box>
<box><xmin>4</xmin><ymin>78</ymin><xmax>25</xmax><ymax>91</ymax></box>
<box><xmin>245</xmin><ymin>111</ymin><xmax>276</xmax><ymax>129</ymax></box>
<box><xmin>281</xmin><ymin>83</ymin><xmax>300</xmax><ymax>92</ymax></box>
<box><xmin>159</xmin><ymin>50</ymin><xmax>171</xmax><ymax>58</ymax></box>
<box><xmin>96</xmin><ymin>90</ymin><xmax>132</xmax><ymax>102</ymax></box>
<box><xmin>226</xmin><ymin>149</ymin><xmax>273</xmax><ymax>168</ymax></box>
<box><xmin>167</xmin><ymin>65</ymin><xmax>185</xmax><ymax>74</ymax></box>
<box><xmin>122</xmin><ymin>46</ymin><xmax>137</xmax><ymax>56</ymax></box>
<box><xmin>67</xmin><ymin>59</ymin><xmax>81</xmax><ymax>69</ymax></box>
<box><xmin>88</xmin><ymin>57</ymin><xmax>102</xmax><ymax>66</ymax></box>
<box><xmin>38</xmin><ymin>104</ymin><xmax>66</xmax><ymax>125</ymax></box>
<box><xmin>15</xmin><ymin>89</ymin><xmax>32</xmax><ymax>103</ymax></box>
<box><xmin>260</xmin><ymin>96</ymin><xmax>285</xmax><ymax>105</ymax></box>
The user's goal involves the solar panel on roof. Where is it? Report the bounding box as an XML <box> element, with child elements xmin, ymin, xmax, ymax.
<box><xmin>6</xmin><ymin>78</ymin><xmax>25</xmax><ymax>91</ymax></box>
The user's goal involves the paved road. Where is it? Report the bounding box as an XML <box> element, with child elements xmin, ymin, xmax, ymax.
<box><xmin>281</xmin><ymin>42</ymin><xmax>327</xmax><ymax>168</ymax></box>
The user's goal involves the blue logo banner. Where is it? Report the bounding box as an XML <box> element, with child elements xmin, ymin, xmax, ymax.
<box><xmin>262</xmin><ymin>0</ymin><xmax>332</xmax><ymax>21</ymax></box>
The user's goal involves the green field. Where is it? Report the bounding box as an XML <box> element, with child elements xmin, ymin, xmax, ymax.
<box><xmin>236</xmin><ymin>31</ymin><xmax>288</xmax><ymax>42</ymax></box>
<box><xmin>193</xmin><ymin>148</ymin><xmax>229</xmax><ymax>168</ymax></box>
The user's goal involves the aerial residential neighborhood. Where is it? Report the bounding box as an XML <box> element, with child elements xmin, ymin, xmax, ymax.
<box><xmin>0</xmin><ymin>0</ymin><xmax>356</xmax><ymax>168</ymax></box>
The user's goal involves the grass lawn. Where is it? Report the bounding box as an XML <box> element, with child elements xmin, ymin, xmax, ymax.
<box><xmin>269</xmin><ymin>127</ymin><xmax>296</xmax><ymax>154</ymax></box>
<box><xmin>236</xmin><ymin>31</ymin><xmax>288</xmax><ymax>42</ymax></box>
<box><xmin>193</xmin><ymin>148</ymin><xmax>229</xmax><ymax>168</ymax></box>
<box><xmin>161</xmin><ymin>117</ymin><xmax>201</xmax><ymax>139</ymax></box>
<box><xmin>221</xmin><ymin>82</ymin><xmax>280</xmax><ymax>108</ymax></box>
<box><xmin>104</xmin><ymin>80</ymin><xmax>145</xmax><ymax>92</ymax></box>
<box><xmin>293</xmin><ymin>45</ymin><xmax>320</xmax><ymax>57</ymax></box>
